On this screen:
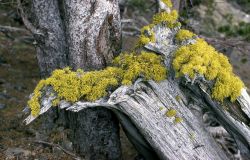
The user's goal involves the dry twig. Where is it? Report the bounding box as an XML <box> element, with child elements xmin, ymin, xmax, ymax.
<box><xmin>34</xmin><ymin>140</ymin><xmax>81</xmax><ymax>160</ymax></box>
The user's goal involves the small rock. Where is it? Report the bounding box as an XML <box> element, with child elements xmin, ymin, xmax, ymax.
<box><xmin>52</xmin><ymin>146</ymin><xmax>64</xmax><ymax>157</ymax></box>
<box><xmin>4</xmin><ymin>148</ymin><xmax>31</xmax><ymax>159</ymax></box>
<box><xmin>0</xmin><ymin>56</ymin><xmax>7</xmax><ymax>65</ymax></box>
<box><xmin>62</xmin><ymin>140</ymin><xmax>73</xmax><ymax>151</ymax></box>
<box><xmin>0</xmin><ymin>78</ymin><xmax>5</xmax><ymax>85</ymax></box>
<box><xmin>0</xmin><ymin>103</ymin><xmax>6</xmax><ymax>109</ymax></box>
<box><xmin>0</xmin><ymin>92</ymin><xmax>11</xmax><ymax>100</ymax></box>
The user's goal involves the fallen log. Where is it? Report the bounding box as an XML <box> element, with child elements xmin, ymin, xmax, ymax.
<box><xmin>24</xmin><ymin>0</ymin><xmax>250</xmax><ymax>159</ymax></box>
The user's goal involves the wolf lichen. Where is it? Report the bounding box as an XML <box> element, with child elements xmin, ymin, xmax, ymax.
<box><xmin>174</xmin><ymin>117</ymin><xmax>183</xmax><ymax>124</ymax></box>
<box><xmin>175</xmin><ymin>29</ymin><xmax>196</xmax><ymax>41</ymax></box>
<box><xmin>113</xmin><ymin>51</ymin><xmax>167</xmax><ymax>85</ymax></box>
<box><xmin>27</xmin><ymin>79</ymin><xmax>46</xmax><ymax>116</ymax></box>
<box><xmin>137</xmin><ymin>25</ymin><xmax>156</xmax><ymax>47</ymax></box>
<box><xmin>159</xmin><ymin>106</ymin><xmax>165</xmax><ymax>111</ymax></box>
<box><xmin>153</xmin><ymin>10</ymin><xmax>179</xmax><ymax>28</ymax></box>
<box><xmin>166</xmin><ymin>109</ymin><xmax>177</xmax><ymax>117</ymax></box>
<box><xmin>162</xmin><ymin>0</ymin><xmax>173</xmax><ymax>8</ymax></box>
<box><xmin>52</xmin><ymin>98</ymin><xmax>60</xmax><ymax>107</ymax></box>
<box><xmin>28</xmin><ymin>51</ymin><xmax>167</xmax><ymax>116</ymax></box>
<box><xmin>173</xmin><ymin>38</ymin><xmax>244</xmax><ymax>102</ymax></box>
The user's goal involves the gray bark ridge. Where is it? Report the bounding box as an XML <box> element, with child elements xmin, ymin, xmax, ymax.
<box><xmin>31</xmin><ymin>0</ymin><xmax>68</xmax><ymax>77</ymax></box>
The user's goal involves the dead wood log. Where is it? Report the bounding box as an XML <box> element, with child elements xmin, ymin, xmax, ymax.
<box><xmin>24</xmin><ymin>1</ymin><xmax>250</xmax><ymax>159</ymax></box>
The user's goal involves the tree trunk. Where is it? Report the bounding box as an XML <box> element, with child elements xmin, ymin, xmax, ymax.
<box><xmin>24</xmin><ymin>0</ymin><xmax>122</xmax><ymax>159</ymax></box>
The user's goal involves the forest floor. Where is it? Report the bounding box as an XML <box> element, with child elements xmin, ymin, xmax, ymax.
<box><xmin>0</xmin><ymin>0</ymin><xmax>250</xmax><ymax>160</ymax></box>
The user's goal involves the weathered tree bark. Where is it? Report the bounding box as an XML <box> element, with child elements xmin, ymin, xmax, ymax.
<box><xmin>22</xmin><ymin>0</ymin><xmax>122</xmax><ymax>159</ymax></box>
<box><xmin>31</xmin><ymin>0</ymin><xmax>68</xmax><ymax>77</ymax></box>
<box><xmin>63</xmin><ymin>0</ymin><xmax>121</xmax><ymax>71</ymax></box>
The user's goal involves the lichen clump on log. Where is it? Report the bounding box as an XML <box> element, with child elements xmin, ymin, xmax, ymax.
<box><xmin>161</xmin><ymin>0</ymin><xmax>173</xmax><ymax>8</ymax></box>
<box><xmin>113</xmin><ymin>51</ymin><xmax>167</xmax><ymax>85</ymax></box>
<box><xmin>153</xmin><ymin>10</ymin><xmax>180</xmax><ymax>28</ymax></box>
<box><xmin>175</xmin><ymin>29</ymin><xmax>196</xmax><ymax>41</ymax></box>
<box><xmin>28</xmin><ymin>0</ymin><xmax>244</xmax><ymax>116</ymax></box>
<box><xmin>137</xmin><ymin>25</ymin><xmax>156</xmax><ymax>47</ymax></box>
<box><xmin>28</xmin><ymin>51</ymin><xmax>167</xmax><ymax>116</ymax></box>
<box><xmin>166</xmin><ymin>109</ymin><xmax>177</xmax><ymax>117</ymax></box>
<box><xmin>173</xmin><ymin>38</ymin><xmax>244</xmax><ymax>102</ymax></box>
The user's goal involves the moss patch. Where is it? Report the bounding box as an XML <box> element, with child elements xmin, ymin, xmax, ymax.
<box><xmin>173</xmin><ymin>38</ymin><xmax>244</xmax><ymax>102</ymax></box>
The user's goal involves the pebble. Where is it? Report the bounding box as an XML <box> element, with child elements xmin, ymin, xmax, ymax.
<box><xmin>4</xmin><ymin>147</ymin><xmax>31</xmax><ymax>159</ymax></box>
<box><xmin>0</xmin><ymin>103</ymin><xmax>6</xmax><ymax>109</ymax></box>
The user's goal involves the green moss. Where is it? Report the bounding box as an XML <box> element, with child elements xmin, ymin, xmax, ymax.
<box><xmin>218</xmin><ymin>22</ymin><xmax>250</xmax><ymax>42</ymax></box>
<box><xmin>153</xmin><ymin>10</ymin><xmax>179</xmax><ymax>28</ymax></box>
<box><xmin>162</xmin><ymin>0</ymin><xmax>173</xmax><ymax>8</ymax></box>
<box><xmin>173</xmin><ymin>38</ymin><xmax>244</xmax><ymax>102</ymax></box>
<box><xmin>174</xmin><ymin>117</ymin><xmax>183</xmax><ymax>124</ymax></box>
<box><xmin>175</xmin><ymin>29</ymin><xmax>196</xmax><ymax>41</ymax></box>
<box><xmin>28</xmin><ymin>52</ymin><xmax>167</xmax><ymax>116</ymax></box>
<box><xmin>166</xmin><ymin>109</ymin><xmax>177</xmax><ymax>117</ymax></box>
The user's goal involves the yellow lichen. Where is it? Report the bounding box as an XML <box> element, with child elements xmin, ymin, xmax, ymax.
<box><xmin>175</xmin><ymin>95</ymin><xmax>181</xmax><ymax>102</ymax></box>
<box><xmin>27</xmin><ymin>79</ymin><xmax>46</xmax><ymax>116</ymax></box>
<box><xmin>46</xmin><ymin>67</ymin><xmax>82</xmax><ymax>102</ymax></box>
<box><xmin>173</xmin><ymin>38</ymin><xmax>244</xmax><ymax>102</ymax></box>
<box><xmin>175</xmin><ymin>29</ymin><xmax>196</xmax><ymax>41</ymax></box>
<box><xmin>52</xmin><ymin>98</ymin><xmax>60</xmax><ymax>107</ymax></box>
<box><xmin>113</xmin><ymin>51</ymin><xmax>167</xmax><ymax>85</ymax></box>
<box><xmin>162</xmin><ymin>0</ymin><xmax>173</xmax><ymax>8</ymax></box>
<box><xmin>28</xmin><ymin>51</ymin><xmax>167</xmax><ymax>116</ymax></box>
<box><xmin>166</xmin><ymin>109</ymin><xmax>177</xmax><ymax>117</ymax></box>
<box><xmin>153</xmin><ymin>10</ymin><xmax>179</xmax><ymax>28</ymax></box>
<box><xmin>79</xmin><ymin>67</ymin><xmax>122</xmax><ymax>101</ymax></box>
<box><xmin>174</xmin><ymin>117</ymin><xmax>183</xmax><ymax>124</ymax></box>
<box><xmin>189</xmin><ymin>132</ymin><xmax>195</xmax><ymax>140</ymax></box>
<box><xmin>137</xmin><ymin>25</ymin><xmax>156</xmax><ymax>47</ymax></box>
<box><xmin>159</xmin><ymin>106</ymin><xmax>165</xmax><ymax>111</ymax></box>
